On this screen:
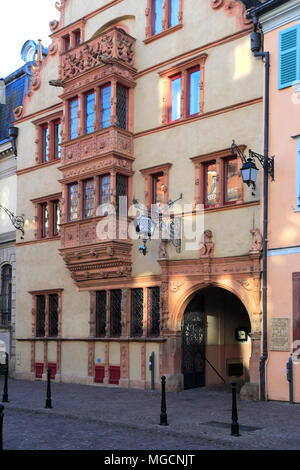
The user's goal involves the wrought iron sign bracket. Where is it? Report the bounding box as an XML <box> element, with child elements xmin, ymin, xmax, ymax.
<box><xmin>249</xmin><ymin>149</ymin><xmax>275</xmax><ymax>182</ymax></box>
<box><xmin>0</xmin><ymin>205</ymin><xmax>25</xmax><ymax>239</ymax></box>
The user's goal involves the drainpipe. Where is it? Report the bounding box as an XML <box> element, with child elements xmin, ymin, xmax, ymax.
<box><xmin>250</xmin><ymin>13</ymin><xmax>270</xmax><ymax>401</ymax></box>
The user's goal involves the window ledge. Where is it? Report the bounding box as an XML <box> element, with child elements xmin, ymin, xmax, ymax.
<box><xmin>193</xmin><ymin>200</ymin><xmax>259</xmax><ymax>214</ymax></box>
<box><xmin>144</xmin><ymin>23</ymin><xmax>183</xmax><ymax>44</ymax></box>
<box><xmin>16</xmin><ymin>236</ymin><xmax>61</xmax><ymax>247</ymax></box>
<box><xmin>17</xmin><ymin>336</ymin><xmax>167</xmax><ymax>343</ymax></box>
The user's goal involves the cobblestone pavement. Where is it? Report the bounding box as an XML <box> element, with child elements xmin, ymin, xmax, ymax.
<box><xmin>1</xmin><ymin>378</ymin><xmax>300</xmax><ymax>450</ymax></box>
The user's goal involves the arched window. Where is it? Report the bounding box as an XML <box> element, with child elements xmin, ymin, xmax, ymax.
<box><xmin>1</xmin><ymin>265</ymin><xmax>12</xmax><ymax>327</ymax></box>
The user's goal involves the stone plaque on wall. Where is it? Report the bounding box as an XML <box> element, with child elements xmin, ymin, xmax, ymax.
<box><xmin>270</xmin><ymin>318</ymin><xmax>290</xmax><ymax>351</ymax></box>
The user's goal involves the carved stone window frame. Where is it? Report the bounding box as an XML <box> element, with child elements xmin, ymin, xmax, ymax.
<box><xmin>62</xmin><ymin>78</ymin><xmax>134</xmax><ymax>143</ymax></box>
<box><xmin>145</xmin><ymin>0</ymin><xmax>184</xmax><ymax>43</ymax></box>
<box><xmin>89</xmin><ymin>286</ymin><xmax>161</xmax><ymax>340</ymax></box>
<box><xmin>190</xmin><ymin>147</ymin><xmax>244</xmax><ymax>209</ymax></box>
<box><xmin>61</xmin><ymin>168</ymin><xmax>133</xmax><ymax>225</ymax></box>
<box><xmin>140</xmin><ymin>163</ymin><xmax>172</xmax><ymax>210</ymax></box>
<box><xmin>29</xmin><ymin>289</ymin><xmax>63</xmax><ymax>339</ymax></box>
<box><xmin>31</xmin><ymin>193</ymin><xmax>62</xmax><ymax>241</ymax></box>
<box><xmin>33</xmin><ymin>112</ymin><xmax>63</xmax><ymax>165</ymax></box>
<box><xmin>50</xmin><ymin>19</ymin><xmax>86</xmax><ymax>55</ymax></box>
<box><xmin>159</xmin><ymin>54</ymin><xmax>207</xmax><ymax>125</ymax></box>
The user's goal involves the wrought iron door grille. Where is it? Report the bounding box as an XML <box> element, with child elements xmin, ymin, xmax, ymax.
<box><xmin>110</xmin><ymin>290</ymin><xmax>122</xmax><ymax>337</ymax></box>
<box><xmin>147</xmin><ymin>287</ymin><xmax>160</xmax><ymax>337</ymax></box>
<box><xmin>131</xmin><ymin>288</ymin><xmax>143</xmax><ymax>337</ymax></box>
<box><xmin>36</xmin><ymin>295</ymin><xmax>45</xmax><ymax>337</ymax></box>
<box><xmin>48</xmin><ymin>294</ymin><xmax>58</xmax><ymax>337</ymax></box>
<box><xmin>182</xmin><ymin>297</ymin><xmax>206</xmax><ymax>389</ymax></box>
<box><xmin>96</xmin><ymin>291</ymin><xmax>107</xmax><ymax>337</ymax></box>
<box><xmin>116</xmin><ymin>85</ymin><xmax>128</xmax><ymax>130</ymax></box>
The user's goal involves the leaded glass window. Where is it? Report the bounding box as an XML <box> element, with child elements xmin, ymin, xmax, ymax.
<box><xmin>99</xmin><ymin>175</ymin><xmax>111</xmax><ymax>216</ymax></box>
<box><xmin>188</xmin><ymin>68</ymin><xmax>200</xmax><ymax>116</ymax></box>
<box><xmin>101</xmin><ymin>85</ymin><xmax>111</xmax><ymax>129</ymax></box>
<box><xmin>54</xmin><ymin>201</ymin><xmax>60</xmax><ymax>236</ymax></box>
<box><xmin>224</xmin><ymin>158</ymin><xmax>238</xmax><ymax>204</ymax></box>
<box><xmin>49</xmin><ymin>294</ymin><xmax>59</xmax><ymax>337</ymax></box>
<box><xmin>116</xmin><ymin>85</ymin><xmax>128</xmax><ymax>130</ymax></box>
<box><xmin>85</xmin><ymin>92</ymin><xmax>95</xmax><ymax>134</ymax></box>
<box><xmin>41</xmin><ymin>203</ymin><xmax>48</xmax><ymax>238</ymax></box>
<box><xmin>74</xmin><ymin>30</ymin><xmax>81</xmax><ymax>47</ymax></box>
<box><xmin>153</xmin><ymin>173</ymin><xmax>165</xmax><ymax>205</ymax></box>
<box><xmin>69</xmin><ymin>98</ymin><xmax>79</xmax><ymax>140</ymax></box>
<box><xmin>83</xmin><ymin>179</ymin><xmax>95</xmax><ymax>219</ymax></box>
<box><xmin>110</xmin><ymin>290</ymin><xmax>122</xmax><ymax>337</ymax></box>
<box><xmin>169</xmin><ymin>0</ymin><xmax>180</xmax><ymax>28</ymax></box>
<box><xmin>147</xmin><ymin>287</ymin><xmax>160</xmax><ymax>337</ymax></box>
<box><xmin>36</xmin><ymin>295</ymin><xmax>45</xmax><ymax>337</ymax></box>
<box><xmin>42</xmin><ymin>125</ymin><xmax>49</xmax><ymax>162</ymax></box>
<box><xmin>204</xmin><ymin>162</ymin><xmax>217</xmax><ymax>207</ymax></box>
<box><xmin>170</xmin><ymin>75</ymin><xmax>181</xmax><ymax>122</ymax></box>
<box><xmin>96</xmin><ymin>291</ymin><xmax>107</xmax><ymax>337</ymax></box>
<box><xmin>131</xmin><ymin>289</ymin><xmax>144</xmax><ymax>337</ymax></box>
<box><xmin>154</xmin><ymin>0</ymin><xmax>163</xmax><ymax>35</ymax></box>
<box><xmin>54</xmin><ymin>120</ymin><xmax>62</xmax><ymax>159</ymax></box>
<box><xmin>69</xmin><ymin>183</ymin><xmax>79</xmax><ymax>221</ymax></box>
<box><xmin>116</xmin><ymin>174</ymin><xmax>128</xmax><ymax>215</ymax></box>
<box><xmin>0</xmin><ymin>265</ymin><xmax>12</xmax><ymax>327</ymax></box>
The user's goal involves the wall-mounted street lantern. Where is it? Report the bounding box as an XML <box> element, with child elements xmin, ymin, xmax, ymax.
<box><xmin>231</xmin><ymin>140</ymin><xmax>274</xmax><ymax>193</ymax></box>
<box><xmin>0</xmin><ymin>205</ymin><xmax>24</xmax><ymax>239</ymax></box>
<box><xmin>9</xmin><ymin>126</ymin><xmax>19</xmax><ymax>158</ymax></box>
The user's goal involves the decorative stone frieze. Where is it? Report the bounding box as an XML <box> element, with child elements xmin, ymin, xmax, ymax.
<box><xmin>60</xmin><ymin>27</ymin><xmax>136</xmax><ymax>81</ymax></box>
<box><xmin>60</xmin><ymin>127</ymin><xmax>133</xmax><ymax>168</ymax></box>
<box><xmin>210</xmin><ymin>0</ymin><xmax>252</xmax><ymax>31</ymax></box>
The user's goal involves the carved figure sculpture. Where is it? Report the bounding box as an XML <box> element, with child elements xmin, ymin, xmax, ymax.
<box><xmin>250</xmin><ymin>229</ymin><xmax>263</xmax><ymax>253</ymax></box>
<box><xmin>199</xmin><ymin>230</ymin><xmax>215</xmax><ymax>258</ymax></box>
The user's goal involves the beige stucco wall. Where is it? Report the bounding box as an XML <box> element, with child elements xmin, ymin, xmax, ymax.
<box><xmin>61</xmin><ymin>341</ymin><xmax>88</xmax><ymax>379</ymax></box>
<box><xmin>15</xmin><ymin>242</ymin><xmax>89</xmax><ymax>340</ymax></box>
<box><xmin>129</xmin><ymin>342</ymin><xmax>141</xmax><ymax>381</ymax></box>
<box><xmin>65</xmin><ymin>0</ymin><xmax>239</xmax><ymax>74</ymax></box>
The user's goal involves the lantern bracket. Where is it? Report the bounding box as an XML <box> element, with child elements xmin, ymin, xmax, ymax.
<box><xmin>231</xmin><ymin>140</ymin><xmax>275</xmax><ymax>181</ymax></box>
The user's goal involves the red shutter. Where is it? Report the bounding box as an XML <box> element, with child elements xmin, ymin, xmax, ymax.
<box><xmin>35</xmin><ymin>363</ymin><xmax>44</xmax><ymax>379</ymax></box>
<box><xmin>109</xmin><ymin>366</ymin><xmax>120</xmax><ymax>385</ymax></box>
<box><xmin>293</xmin><ymin>273</ymin><xmax>300</xmax><ymax>357</ymax></box>
<box><xmin>48</xmin><ymin>363</ymin><xmax>57</xmax><ymax>380</ymax></box>
<box><xmin>95</xmin><ymin>365</ymin><xmax>105</xmax><ymax>384</ymax></box>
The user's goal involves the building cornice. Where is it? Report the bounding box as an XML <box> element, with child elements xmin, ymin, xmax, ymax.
<box><xmin>259</xmin><ymin>0</ymin><xmax>300</xmax><ymax>33</ymax></box>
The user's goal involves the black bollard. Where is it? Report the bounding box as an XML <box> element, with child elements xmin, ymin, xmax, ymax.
<box><xmin>160</xmin><ymin>376</ymin><xmax>168</xmax><ymax>426</ymax></box>
<box><xmin>45</xmin><ymin>368</ymin><xmax>53</xmax><ymax>409</ymax></box>
<box><xmin>0</xmin><ymin>404</ymin><xmax>4</xmax><ymax>451</ymax></box>
<box><xmin>231</xmin><ymin>381</ymin><xmax>240</xmax><ymax>436</ymax></box>
<box><xmin>2</xmin><ymin>353</ymin><xmax>9</xmax><ymax>403</ymax></box>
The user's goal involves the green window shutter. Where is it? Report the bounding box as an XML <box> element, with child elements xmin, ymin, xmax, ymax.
<box><xmin>279</xmin><ymin>25</ymin><xmax>299</xmax><ymax>89</ymax></box>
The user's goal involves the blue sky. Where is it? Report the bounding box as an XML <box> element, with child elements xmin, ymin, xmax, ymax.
<box><xmin>1</xmin><ymin>0</ymin><xmax>60</xmax><ymax>77</ymax></box>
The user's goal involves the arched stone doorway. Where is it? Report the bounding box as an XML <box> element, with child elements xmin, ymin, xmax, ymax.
<box><xmin>181</xmin><ymin>287</ymin><xmax>251</xmax><ymax>389</ymax></box>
